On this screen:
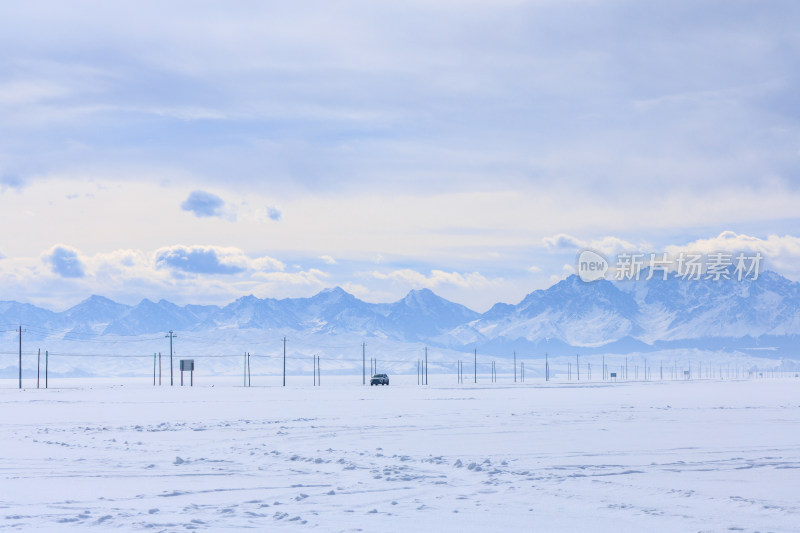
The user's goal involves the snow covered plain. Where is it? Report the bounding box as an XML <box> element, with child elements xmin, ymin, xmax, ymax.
<box><xmin>2</xmin><ymin>376</ymin><xmax>799</xmax><ymax>532</ymax></box>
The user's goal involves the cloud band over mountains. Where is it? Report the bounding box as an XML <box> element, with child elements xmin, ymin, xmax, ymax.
<box><xmin>0</xmin><ymin>232</ymin><xmax>793</xmax><ymax>313</ymax></box>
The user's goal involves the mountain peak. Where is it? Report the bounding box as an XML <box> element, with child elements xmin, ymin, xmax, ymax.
<box><xmin>402</xmin><ymin>287</ymin><xmax>444</xmax><ymax>307</ymax></box>
<box><xmin>406</xmin><ymin>287</ymin><xmax>435</xmax><ymax>297</ymax></box>
<box><xmin>64</xmin><ymin>294</ymin><xmax>130</xmax><ymax>319</ymax></box>
<box><xmin>84</xmin><ymin>294</ymin><xmax>116</xmax><ymax>304</ymax></box>
<box><xmin>320</xmin><ymin>286</ymin><xmax>348</xmax><ymax>295</ymax></box>
<box><xmin>68</xmin><ymin>294</ymin><xmax>126</xmax><ymax>310</ymax></box>
<box><xmin>137</xmin><ymin>298</ymin><xmax>155</xmax><ymax>306</ymax></box>
<box><xmin>313</xmin><ymin>286</ymin><xmax>353</xmax><ymax>302</ymax></box>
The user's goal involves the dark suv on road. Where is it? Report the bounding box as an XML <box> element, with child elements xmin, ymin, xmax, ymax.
<box><xmin>370</xmin><ymin>373</ymin><xmax>389</xmax><ymax>386</ymax></box>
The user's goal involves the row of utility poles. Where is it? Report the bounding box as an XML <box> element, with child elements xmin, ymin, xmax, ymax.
<box><xmin>13</xmin><ymin>326</ymin><xmax>50</xmax><ymax>389</ymax></box>
<box><xmin>12</xmin><ymin>326</ymin><xmax>178</xmax><ymax>390</ymax></box>
<box><xmin>10</xmin><ymin>326</ymin><xmax>775</xmax><ymax>388</ymax></box>
<box><xmin>238</xmin><ymin>345</ymin><xmax>758</xmax><ymax>386</ymax></box>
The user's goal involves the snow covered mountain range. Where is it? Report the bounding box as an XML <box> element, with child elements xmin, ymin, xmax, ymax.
<box><xmin>1</xmin><ymin>271</ymin><xmax>799</xmax><ymax>357</ymax></box>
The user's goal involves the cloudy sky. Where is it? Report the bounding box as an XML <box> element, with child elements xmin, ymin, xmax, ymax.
<box><xmin>1</xmin><ymin>1</ymin><xmax>799</xmax><ymax>311</ymax></box>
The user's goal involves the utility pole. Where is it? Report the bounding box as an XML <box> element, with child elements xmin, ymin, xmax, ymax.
<box><xmin>362</xmin><ymin>342</ymin><xmax>366</xmax><ymax>385</ymax></box>
<box><xmin>165</xmin><ymin>331</ymin><xmax>177</xmax><ymax>386</ymax></box>
<box><xmin>283</xmin><ymin>336</ymin><xmax>287</xmax><ymax>387</ymax></box>
<box><xmin>425</xmin><ymin>346</ymin><xmax>428</xmax><ymax>385</ymax></box>
<box><xmin>18</xmin><ymin>325</ymin><xmax>24</xmax><ymax>389</ymax></box>
<box><xmin>545</xmin><ymin>352</ymin><xmax>549</xmax><ymax>382</ymax></box>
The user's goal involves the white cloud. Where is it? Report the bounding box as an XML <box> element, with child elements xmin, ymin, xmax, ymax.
<box><xmin>542</xmin><ymin>234</ymin><xmax>644</xmax><ymax>255</ymax></box>
<box><xmin>338</xmin><ymin>282</ymin><xmax>374</xmax><ymax>300</ymax></box>
<box><xmin>665</xmin><ymin>232</ymin><xmax>800</xmax><ymax>278</ymax></box>
<box><xmin>0</xmin><ymin>244</ymin><xmax>290</xmax><ymax>308</ymax></box>
<box><xmin>250</xmin><ymin>255</ymin><xmax>286</xmax><ymax>272</ymax></box>
<box><xmin>151</xmin><ymin>245</ymin><xmax>284</xmax><ymax>275</ymax></box>
<box><xmin>540</xmin><ymin>232</ymin><xmax>800</xmax><ymax>282</ymax></box>
<box><xmin>371</xmin><ymin>268</ymin><xmax>501</xmax><ymax>289</ymax></box>
<box><xmin>320</xmin><ymin>255</ymin><xmax>337</xmax><ymax>265</ymax></box>
<box><xmin>252</xmin><ymin>268</ymin><xmax>328</xmax><ymax>286</ymax></box>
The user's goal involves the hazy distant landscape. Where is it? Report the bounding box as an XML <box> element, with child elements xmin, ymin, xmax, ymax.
<box><xmin>3</xmin><ymin>270</ymin><xmax>798</xmax><ymax>381</ymax></box>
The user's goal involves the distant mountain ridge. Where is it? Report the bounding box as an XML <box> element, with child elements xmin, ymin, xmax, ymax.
<box><xmin>0</xmin><ymin>287</ymin><xmax>481</xmax><ymax>342</ymax></box>
<box><xmin>450</xmin><ymin>271</ymin><xmax>800</xmax><ymax>356</ymax></box>
<box><xmin>1</xmin><ymin>271</ymin><xmax>799</xmax><ymax>357</ymax></box>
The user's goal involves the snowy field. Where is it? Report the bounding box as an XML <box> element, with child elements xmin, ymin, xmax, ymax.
<box><xmin>1</xmin><ymin>376</ymin><xmax>799</xmax><ymax>532</ymax></box>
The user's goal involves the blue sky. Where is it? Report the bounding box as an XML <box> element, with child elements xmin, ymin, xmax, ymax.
<box><xmin>1</xmin><ymin>1</ymin><xmax>799</xmax><ymax>311</ymax></box>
